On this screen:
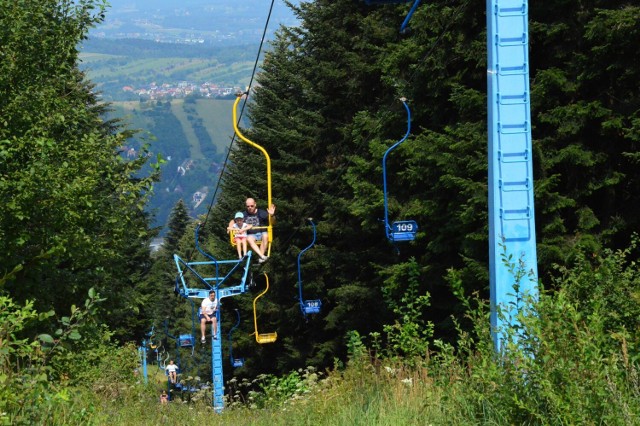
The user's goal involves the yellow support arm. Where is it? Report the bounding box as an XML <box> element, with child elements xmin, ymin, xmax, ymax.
<box><xmin>233</xmin><ymin>94</ymin><xmax>274</xmax><ymax>256</ymax></box>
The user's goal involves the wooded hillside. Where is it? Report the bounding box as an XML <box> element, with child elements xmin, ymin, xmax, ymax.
<box><xmin>186</xmin><ymin>0</ymin><xmax>640</xmax><ymax>376</ymax></box>
<box><xmin>2</xmin><ymin>0</ymin><xmax>640</xmax><ymax>423</ymax></box>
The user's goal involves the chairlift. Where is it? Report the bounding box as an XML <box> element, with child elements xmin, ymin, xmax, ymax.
<box><xmin>228</xmin><ymin>309</ymin><xmax>245</xmax><ymax>368</ymax></box>
<box><xmin>253</xmin><ymin>273</ymin><xmax>277</xmax><ymax>344</ymax></box>
<box><xmin>231</xmin><ymin>93</ymin><xmax>274</xmax><ymax>257</ymax></box>
<box><xmin>382</xmin><ymin>98</ymin><xmax>418</xmax><ymax>243</ymax></box>
<box><xmin>297</xmin><ymin>219</ymin><xmax>322</xmax><ymax>317</ymax></box>
<box><xmin>179</xmin><ymin>334</ymin><xmax>195</xmax><ymax>348</ymax></box>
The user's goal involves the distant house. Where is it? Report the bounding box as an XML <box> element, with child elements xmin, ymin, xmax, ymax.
<box><xmin>150</xmin><ymin>238</ymin><xmax>164</xmax><ymax>253</ymax></box>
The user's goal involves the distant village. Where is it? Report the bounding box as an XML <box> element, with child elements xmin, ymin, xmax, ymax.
<box><xmin>122</xmin><ymin>81</ymin><xmax>243</xmax><ymax>100</ymax></box>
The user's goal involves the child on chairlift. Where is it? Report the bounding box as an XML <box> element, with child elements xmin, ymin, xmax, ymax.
<box><xmin>228</xmin><ymin>212</ymin><xmax>253</xmax><ymax>259</ymax></box>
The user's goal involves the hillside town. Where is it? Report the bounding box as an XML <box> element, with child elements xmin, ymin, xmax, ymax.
<box><xmin>122</xmin><ymin>81</ymin><xmax>242</xmax><ymax>100</ymax></box>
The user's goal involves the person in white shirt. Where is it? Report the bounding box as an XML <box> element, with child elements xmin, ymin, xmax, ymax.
<box><xmin>200</xmin><ymin>291</ymin><xmax>218</xmax><ymax>343</ymax></box>
<box><xmin>165</xmin><ymin>360</ymin><xmax>178</xmax><ymax>383</ymax></box>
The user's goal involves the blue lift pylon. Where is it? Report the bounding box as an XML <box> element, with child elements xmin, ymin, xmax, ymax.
<box><xmin>487</xmin><ymin>0</ymin><xmax>538</xmax><ymax>351</ymax></box>
<box><xmin>174</xmin><ymin>225</ymin><xmax>253</xmax><ymax>412</ymax></box>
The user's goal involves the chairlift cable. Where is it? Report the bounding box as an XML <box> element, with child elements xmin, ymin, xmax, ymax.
<box><xmin>184</xmin><ymin>0</ymin><xmax>277</xmax><ymax>263</ymax></box>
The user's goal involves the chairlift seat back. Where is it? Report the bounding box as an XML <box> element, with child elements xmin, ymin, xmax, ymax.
<box><xmin>230</xmin><ymin>226</ymin><xmax>272</xmax><ymax>247</ymax></box>
<box><xmin>256</xmin><ymin>332</ymin><xmax>277</xmax><ymax>344</ymax></box>
<box><xmin>179</xmin><ymin>334</ymin><xmax>195</xmax><ymax>347</ymax></box>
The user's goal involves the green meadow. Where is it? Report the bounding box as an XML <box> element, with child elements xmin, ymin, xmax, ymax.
<box><xmin>79</xmin><ymin>38</ymin><xmax>257</xmax><ymax>98</ymax></box>
<box><xmin>108</xmin><ymin>99</ymin><xmax>235</xmax><ymax>161</ymax></box>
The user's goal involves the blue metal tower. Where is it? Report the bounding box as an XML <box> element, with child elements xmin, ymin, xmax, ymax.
<box><xmin>174</xmin><ymin>225</ymin><xmax>253</xmax><ymax>412</ymax></box>
<box><xmin>487</xmin><ymin>0</ymin><xmax>538</xmax><ymax>350</ymax></box>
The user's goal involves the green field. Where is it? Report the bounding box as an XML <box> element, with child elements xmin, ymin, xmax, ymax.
<box><xmin>104</xmin><ymin>98</ymin><xmax>237</xmax><ymax>230</ymax></box>
<box><xmin>83</xmin><ymin>56</ymin><xmax>247</xmax><ymax>82</ymax></box>
<box><xmin>110</xmin><ymin>98</ymin><xmax>235</xmax><ymax>160</ymax></box>
<box><xmin>79</xmin><ymin>39</ymin><xmax>257</xmax><ymax>94</ymax></box>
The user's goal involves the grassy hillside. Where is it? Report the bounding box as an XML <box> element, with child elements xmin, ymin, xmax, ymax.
<box><xmin>107</xmin><ymin>98</ymin><xmax>237</xmax><ymax>232</ymax></box>
<box><xmin>83</xmin><ymin>55</ymin><xmax>253</xmax><ymax>87</ymax></box>
<box><xmin>14</xmin><ymin>243</ymin><xmax>640</xmax><ymax>424</ymax></box>
<box><xmin>79</xmin><ymin>38</ymin><xmax>255</xmax><ymax>230</ymax></box>
<box><xmin>111</xmin><ymin>98</ymin><xmax>234</xmax><ymax>160</ymax></box>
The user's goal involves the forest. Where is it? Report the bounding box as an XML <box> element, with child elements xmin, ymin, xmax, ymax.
<box><xmin>1</xmin><ymin>0</ymin><xmax>640</xmax><ymax>424</ymax></box>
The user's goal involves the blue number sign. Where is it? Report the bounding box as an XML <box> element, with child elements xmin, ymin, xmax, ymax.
<box><xmin>391</xmin><ymin>220</ymin><xmax>418</xmax><ymax>242</ymax></box>
<box><xmin>393</xmin><ymin>221</ymin><xmax>417</xmax><ymax>233</ymax></box>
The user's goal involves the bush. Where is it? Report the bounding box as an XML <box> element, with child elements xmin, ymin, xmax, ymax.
<box><xmin>436</xmin><ymin>241</ymin><xmax>640</xmax><ymax>424</ymax></box>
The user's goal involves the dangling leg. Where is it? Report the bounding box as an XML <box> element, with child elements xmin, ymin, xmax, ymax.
<box><xmin>236</xmin><ymin>238</ymin><xmax>242</xmax><ymax>259</ymax></box>
<box><xmin>242</xmin><ymin>238</ymin><xmax>248</xmax><ymax>257</ymax></box>
<box><xmin>200</xmin><ymin>317</ymin><xmax>206</xmax><ymax>343</ymax></box>
<box><xmin>259</xmin><ymin>232</ymin><xmax>269</xmax><ymax>257</ymax></box>
<box><xmin>247</xmin><ymin>236</ymin><xmax>266</xmax><ymax>262</ymax></box>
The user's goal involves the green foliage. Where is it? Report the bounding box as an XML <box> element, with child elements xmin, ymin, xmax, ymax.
<box><xmin>5</xmin><ymin>243</ymin><xmax>637</xmax><ymax>424</ymax></box>
<box><xmin>435</xmin><ymin>242</ymin><xmax>640</xmax><ymax>424</ymax></box>
<box><xmin>380</xmin><ymin>258</ymin><xmax>434</xmax><ymax>360</ymax></box>
<box><xmin>0</xmin><ymin>289</ymin><xmax>110</xmax><ymax>425</ymax></box>
<box><xmin>0</xmin><ymin>0</ymin><xmax>159</xmax><ymax>340</ymax></box>
<box><xmin>345</xmin><ymin>330</ymin><xmax>368</xmax><ymax>367</ymax></box>
<box><xmin>0</xmin><ymin>297</ymin><xmax>51</xmax><ymax>425</ymax></box>
<box><xmin>243</xmin><ymin>368</ymin><xmax>322</xmax><ymax>409</ymax></box>
<box><xmin>551</xmin><ymin>235</ymin><xmax>640</xmax><ymax>363</ymax></box>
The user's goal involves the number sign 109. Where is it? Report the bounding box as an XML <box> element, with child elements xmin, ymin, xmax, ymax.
<box><xmin>392</xmin><ymin>221</ymin><xmax>417</xmax><ymax>233</ymax></box>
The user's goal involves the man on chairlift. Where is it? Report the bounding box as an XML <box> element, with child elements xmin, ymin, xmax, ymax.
<box><xmin>231</xmin><ymin>198</ymin><xmax>275</xmax><ymax>264</ymax></box>
<box><xmin>200</xmin><ymin>291</ymin><xmax>218</xmax><ymax>343</ymax></box>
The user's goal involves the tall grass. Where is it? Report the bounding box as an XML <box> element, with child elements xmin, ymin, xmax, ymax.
<box><xmin>6</xmin><ymin>243</ymin><xmax>640</xmax><ymax>424</ymax></box>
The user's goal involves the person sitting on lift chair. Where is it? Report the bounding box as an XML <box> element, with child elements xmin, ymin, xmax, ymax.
<box><xmin>200</xmin><ymin>290</ymin><xmax>218</xmax><ymax>343</ymax></box>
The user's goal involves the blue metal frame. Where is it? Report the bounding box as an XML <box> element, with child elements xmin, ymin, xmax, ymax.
<box><xmin>382</xmin><ymin>98</ymin><xmax>417</xmax><ymax>243</ymax></box>
<box><xmin>228</xmin><ymin>309</ymin><xmax>245</xmax><ymax>368</ymax></box>
<box><xmin>297</xmin><ymin>219</ymin><xmax>321</xmax><ymax>317</ymax></box>
<box><xmin>487</xmin><ymin>0</ymin><xmax>538</xmax><ymax>351</ymax></box>
<box><xmin>365</xmin><ymin>0</ymin><xmax>422</xmax><ymax>33</ymax></box>
<box><xmin>174</xmin><ymin>254</ymin><xmax>252</xmax><ymax>298</ymax></box>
